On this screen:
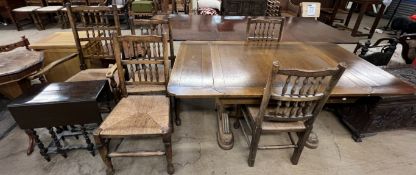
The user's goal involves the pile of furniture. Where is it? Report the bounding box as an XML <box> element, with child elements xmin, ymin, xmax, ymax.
<box><xmin>2</xmin><ymin>2</ymin><xmax>416</xmax><ymax>173</ymax></box>
<box><xmin>335</xmin><ymin>33</ymin><xmax>416</xmax><ymax>142</ymax></box>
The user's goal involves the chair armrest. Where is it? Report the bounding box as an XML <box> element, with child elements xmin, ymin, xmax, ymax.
<box><xmin>106</xmin><ymin>64</ymin><xmax>118</xmax><ymax>78</ymax></box>
<box><xmin>28</xmin><ymin>53</ymin><xmax>78</xmax><ymax>80</ymax></box>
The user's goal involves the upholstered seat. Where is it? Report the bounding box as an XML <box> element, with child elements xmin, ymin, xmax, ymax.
<box><xmin>98</xmin><ymin>95</ymin><xmax>170</xmax><ymax>136</ymax></box>
<box><xmin>13</xmin><ymin>6</ymin><xmax>41</xmax><ymax>12</ymax></box>
<box><xmin>36</xmin><ymin>6</ymin><xmax>63</xmax><ymax>12</ymax></box>
<box><xmin>246</xmin><ymin>105</ymin><xmax>306</xmax><ymax>132</ymax></box>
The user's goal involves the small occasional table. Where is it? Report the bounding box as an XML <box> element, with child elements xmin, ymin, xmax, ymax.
<box><xmin>8</xmin><ymin>80</ymin><xmax>113</xmax><ymax>161</ymax></box>
<box><xmin>0</xmin><ymin>49</ymin><xmax>44</xmax><ymax>99</ymax></box>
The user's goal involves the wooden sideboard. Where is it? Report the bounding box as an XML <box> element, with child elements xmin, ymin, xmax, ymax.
<box><xmin>222</xmin><ymin>0</ymin><xmax>267</xmax><ymax>16</ymax></box>
<box><xmin>0</xmin><ymin>0</ymin><xmax>26</xmax><ymax>24</ymax></box>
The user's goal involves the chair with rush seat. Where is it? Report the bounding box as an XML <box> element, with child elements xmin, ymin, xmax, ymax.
<box><xmin>235</xmin><ymin>61</ymin><xmax>346</xmax><ymax>166</ymax></box>
<box><xmin>94</xmin><ymin>34</ymin><xmax>174</xmax><ymax>174</ymax></box>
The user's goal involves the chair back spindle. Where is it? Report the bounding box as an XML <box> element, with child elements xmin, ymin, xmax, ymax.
<box><xmin>113</xmin><ymin>33</ymin><xmax>170</xmax><ymax>97</ymax></box>
<box><xmin>130</xmin><ymin>18</ymin><xmax>175</xmax><ymax>66</ymax></box>
<box><xmin>246</xmin><ymin>17</ymin><xmax>285</xmax><ymax>45</ymax></box>
<box><xmin>67</xmin><ymin>4</ymin><xmax>121</xmax><ymax>69</ymax></box>
<box><xmin>256</xmin><ymin>61</ymin><xmax>346</xmax><ymax>125</ymax></box>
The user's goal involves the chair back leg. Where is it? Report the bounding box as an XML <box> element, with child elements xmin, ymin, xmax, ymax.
<box><xmin>248</xmin><ymin>127</ymin><xmax>262</xmax><ymax>167</ymax></box>
<box><xmin>290</xmin><ymin>127</ymin><xmax>313</xmax><ymax>165</ymax></box>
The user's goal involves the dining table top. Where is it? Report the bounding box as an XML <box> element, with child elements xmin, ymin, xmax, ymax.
<box><xmin>153</xmin><ymin>15</ymin><xmax>359</xmax><ymax>44</ymax></box>
<box><xmin>167</xmin><ymin>41</ymin><xmax>416</xmax><ymax>98</ymax></box>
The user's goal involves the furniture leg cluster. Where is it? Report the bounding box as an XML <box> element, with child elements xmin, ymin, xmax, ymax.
<box><xmin>8</xmin><ymin>80</ymin><xmax>113</xmax><ymax>158</ymax></box>
<box><xmin>3</xmin><ymin>11</ymin><xmax>416</xmax><ymax>172</ymax></box>
<box><xmin>26</xmin><ymin>125</ymin><xmax>97</xmax><ymax>161</ymax></box>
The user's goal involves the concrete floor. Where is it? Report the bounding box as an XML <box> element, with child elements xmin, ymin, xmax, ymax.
<box><xmin>1</xmin><ymin>13</ymin><xmax>416</xmax><ymax>175</ymax></box>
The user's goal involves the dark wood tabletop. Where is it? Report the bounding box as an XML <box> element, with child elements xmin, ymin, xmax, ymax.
<box><xmin>8</xmin><ymin>80</ymin><xmax>111</xmax><ymax>129</ymax></box>
<box><xmin>154</xmin><ymin>15</ymin><xmax>359</xmax><ymax>44</ymax></box>
<box><xmin>168</xmin><ymin>41</ymin><xmax>416</xmax><ymax>98</ymax></box>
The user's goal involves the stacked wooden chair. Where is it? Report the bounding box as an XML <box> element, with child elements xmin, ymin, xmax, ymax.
<box><xmin>35</xmin><ymin>0</ymin><xmax>66</xmax><ymax>29</ymax></box>
<box><xmin>265</xmin><ymin>0</ymin><xmax>281</xmax><ymax>17</ymax></box>
<box><xmin>94</xmin><ymin>33</ymin><xmax>174</xmax><ymax>174</ymax></box>
<box><xmin>12</xmin><ymin>0</ymin><xmax>44</xmax><ymax>30</ymax></box>
<box><xmin>29</xmin><ymin>4</ymin><xmax>122</xmax><ymax>98</ymax></box>
<box><xmin>66</xmin><ymin>4</ymin><xmax>121</xmax><ymax>68</ymax></box>
<box><xmin>235</xmin><ymin>61</ymin><xmax>346</xmax><ymax>166</ymax></box>
<box><xmin>246</xmin><ymin>17</ymin><xmax>285</xmax><ymax>45</ymax></box>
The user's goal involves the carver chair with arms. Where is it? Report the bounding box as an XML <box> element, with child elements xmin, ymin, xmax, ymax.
<box><xmin>94</xmin><ymin>33</ymin><xmax>174</xmax><ymax>174</ymax></box>
<box><xmin>66</xmin><ymin>4</ymin><xmax>122</xmax><ymax>69</ymax></box>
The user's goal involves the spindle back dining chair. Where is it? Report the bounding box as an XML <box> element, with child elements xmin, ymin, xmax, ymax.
<box><xmin>116</xmin><ymin>34</ymin><xmax>170</xmax><ymax>96</ymax></box>
<box><xmin>66</xmin><ymin>4</ymin><xmax>121</xmax><ymax>69</ymax></box>
<box><xmin>94</xmin><ymin>33</ymin><xmax>174</xmax><ymax>174</ymax></box>
<box><xmin>12</xmin><ymin>0</ymin><xmax>44</xmax><ymax>30</ymax></box>
<box><xmin>35</xmin><ymin>0</ymin><xmax>66</xmax><ymax>29</ymax></box>
<box><xmin>128</xmin><ymin>18</ymin><xmax>180</xmax><ymax>126</ymax></box>
<box><xmin>236</xmin><ymin>61</ymin><xmax>346</xmax><ymax>166</ymax></box>
<box><xmin>130</xmin><ymin>18</ymin><xmax>175</xmax><ymax>66</ymax></box>
<box><xmin>246</xmin><ymin>17</ymin><xmax>285</xmax><ymax>44</ymax></box>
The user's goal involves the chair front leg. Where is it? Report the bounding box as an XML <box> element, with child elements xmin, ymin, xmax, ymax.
<box><xmin>29</xmin><ymin>13</ymin><xmax>40</xmax><ymax>30</ymax></box>
<box><xmin>163</xmin><ymin>134</ymin><xmax>174</xmax><ymax>174</ymax></box>
<box><xmin>93</xmin><ymin>133</ymin><xmax>114</xmax><ymax>173</ymax></box>
<box><xmin>248</xmin><ymin>127</ymin><xmax>261</xmax><ymax>167</ymax></box>
<box><xmin>291</xmin><ymin>127</ymin><xmax>312</xmax><ymax>165</ymax></box>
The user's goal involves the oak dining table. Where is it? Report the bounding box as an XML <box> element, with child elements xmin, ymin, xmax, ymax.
<box><xmin>167</xmin><ymin>41</ymin><xmax>416</xmax><ymax>149</ymax></box>
<box><xmin>153</xmin><ymin>14</ymin><xmax>360</xmax><ymax>44</ymax></box>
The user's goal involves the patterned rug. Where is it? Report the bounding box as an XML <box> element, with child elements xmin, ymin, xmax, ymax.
<box><xmin>384</xmin><ymin>65</ymin><xmax>416</xmax><ymax>86</ymax></box>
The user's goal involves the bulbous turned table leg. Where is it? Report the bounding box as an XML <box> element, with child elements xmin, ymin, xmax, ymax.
<box><xmin>305</xmin><ymin>131</ymin><xmax>319</xmax><ymax>149</ymax></box>
<box><xmin>30</xmin><ymin>129</ymin><xmax>50</xmax><ymax>161</ymax></box>
<box><xmin>48</xmin><ymin>127</ymin><xmax>67</xmax><ymax>158</ymax></box>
